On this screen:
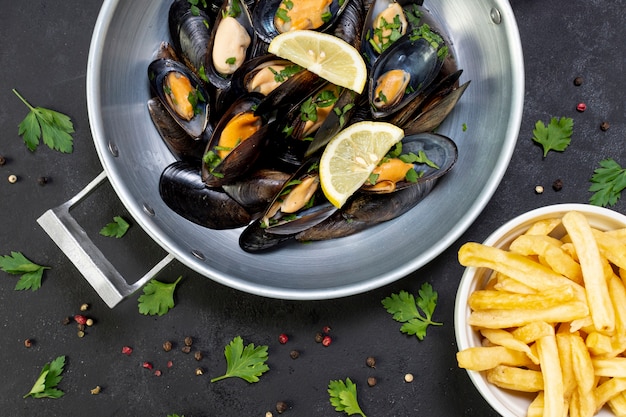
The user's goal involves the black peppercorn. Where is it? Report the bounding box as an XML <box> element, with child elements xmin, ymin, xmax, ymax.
<box><xmin>314</xmin><ymin>332</ymin><xmax>323</xmax><ymax>343</ymax></box>
<box><xmin>181</xmin><ymin>345</ymin><xmax>191</xmax><ymax>354</ymax></box>
<box><xmin>0</xmin><ymin>155</ymin><xmax>5</xmax><ymax>166</ymax></box>
<box><xmin>600</xmin><ymin>121</ymin><xmax>610</xmax><ymax>131</ymax></box>
<box><xmin>163</xmin><ymin>341</ymin><xmax>172</xmax><ymax>352</ymax></box>
<box><xmin>573</xmin><ymin>76</ymin><xmax>583</xmax><ymax>86</ymax></box>
<box><xmin>194</xmin><ymin>351</ymin><xmax>203</xmax><ymax>361</ymax></box>
<box><xmin>552</xmin><ymin>179</ymin><xmax>563</xmax><ymax>192</ymax></box>
<box><xmin>37</xmin><ymin>176</ymin><xmax>48</xmax><ymax>186</ymax></box>
<box><xmin>367</xmin><ymin>376</ymin><xmax>377</xmax><ymax>387</ymax></box>
<box><xmin>366</xmin><ymin>356</ymin><xmax>376</xmax><ymax>368</ymax></box>
<box><xmin>289</xmin><ymin>350</ymin><xmax>300</xmax><ymax>359</ymax></box>
<box><xmin>276</xmin><ymin>401</ymin><xmax>288</xmax><ymax>414</ymax></box>
<box><xmin>184</xmin><ymin>336</ymin><xmax>193</xmax><ymax>346</ymax></box>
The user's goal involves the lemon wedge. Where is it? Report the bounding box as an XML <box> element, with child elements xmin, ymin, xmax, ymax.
<box><xmin>319</xmin><ymin>121</ymin><xmax>405</xmax><ymax>208</ymax></box>
<box><xmin>268</xmin><ymin>30</ymin><xmax>367</xmax><ymax>94</ymax></box>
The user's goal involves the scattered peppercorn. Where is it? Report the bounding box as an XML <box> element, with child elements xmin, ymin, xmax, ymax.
<box><xmin>74</xmin><ymin>314</ymin><xmax>87</xmax><ymax>325</ymax></box>
<box><xmin>24</xmin><ymin>338</ymin><xmax>33</xmax><ymax>348</ymax></box>
<box><xmin>37</xmin><ymin>176</ymin><xmax>48</xmax><ymax>186</ymax></box>
<box><xmin>404</xmin><ymin>373</ymin><xmax>414</xmax><ymax>383</ymax></box>
<box><xmin>289</xmin><ymin>350</ymin><xmax>300</xmax><ymax>359</ymax></box>
<box><xmin>367</xmin><ymin>376</ymin><xmax>377</xmax><ymax>387</ymax></box>
<box><xmin>535</xmin><ymin>185</ymin><xmax>544</xmax><ymax>194</ymax></box>
<box><xmin>163</xmin><ymin>341</ymin><xmax>173</xmax><ymax>352</ymax></box>
<box><xmin>90</xmin><ymin>385</ymin><xmax>102</xmax><ymax>395</ymax></box>
<box><xmin>265</xmin><ymin>412</ymin><xmax>273</xmax><ymax>417</ymax></box>
<box><xmin>366</xmin><ymin>356</ymin><xmax>376</xmax><ymax>368</ymax></box>
<box><xmin>184</xmin><ymin>336</ymin><xmax>193</xmax><ymax>346</ymax></box>
<box><xmin>142</xmin><ymin>362</ymin><xmax>153</xmax><ymax>370</ymax></box>
<box><xmin>77</xmin><ymin>323</ymin><xmax>85</xmax><ymax>332</ymax></box>
<box><xmin>121</xmin><ymin>346</ymin><xmax>133</xmax><ymax>355</ymax></box>
<box><xmin>167</xmin><ymin>360</ymin><xmax>173</xmax><ymax>368</ymax></box>
<box><xmin>322</xmin><ymin>325</ymin><xmax>332</xmax><ymax>334</ymax></box>
<box><xmin>278</xmin><ymin>333</ymin><xmax>289</xmax><ymax>344</ymax></box>
<box><xmin>0</xmin><ymin>155</ymin><xmax>5</xmax><ymax>166</ymax></box>
<box><xmin>194</xmin><ymin>351</ymin><xmax>203</xmax><ymax>361</ymax></box>
<box><xmin>552</xmin><ymin>179</ymin><xmax>563</xmax><ymax>191</ymax></box>
<box><xmin>600</xmin><ymin>121</ymin><xmax>610</xmax><ymax>131</ymax></box>
<box><xmin>86</xmin><ymin>318</ymin><xmax>94</xmax><ymax>327</ymax></box>
<box><xmin>181</xmin><ymin>345</ymin><xmax>191</xmax><ymax>354</ymax></box>
<box><xmin>195</xmin><ymin>367</ymin><xmax>203</xmax><ymax>376</ymax></box>
<box><xmin>62</xmin><ymin>316</ymin><xmax>71</xmax><ymax>325</ymax></box>
<box><xmin>276</xmin><ymin>401</ymin><xmax>288</xmax><ymax>414</ymax></box>
<box><xmin>77</xmin><ymin>330</ymin><xmax>85</xmax><ymax>338</ymax></box>
<box><xmin>80</xmin><ymin>303</ymin><xmax>89</xmax><ymax>311</ymax></box>
<box><xmin>573</xmin><ymin>76</ymin><xmax>583</xmax><ymax>86</ymax></box>
<box><xmin>322</xmin><ymin>335</ymin><xmax>332</xmax><ymax>347</ymax></box>
<box><xmin>576</xmin><ymin>102</ymin><xmax>587</xmax><ymax>112</ymax></box>
<box><xmin>154</xmin><ymin>369</ymin><xmax>162</xmax><ymax>377</ymax></box>
<box><xmin>314</xmin><ymin>332</ymin><xmax>323</xmax><ymax>343</ymax></box>
<box><xmin>8</xmin><ymin>174</ymin><xmax>17</xmax><ymax>184</ymax></box>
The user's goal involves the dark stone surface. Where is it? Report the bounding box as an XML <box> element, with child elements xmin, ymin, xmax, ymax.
<box><xmin>1</xmin><ymin>1</ymin><xmax>625</xmax><ymax>416</ymax></box>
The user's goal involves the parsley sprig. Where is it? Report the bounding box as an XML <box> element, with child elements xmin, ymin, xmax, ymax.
<box><xmin>137</xmin><ymin>276</ymin><xmax>182</xmax><ymax>316</ymax></box>
<box><xmin>532</xmin><ymin>116</ymin><xmax>573</xmax><ymax>157</ymax></box>
<box><xmin>210</xmin><ymin>336</ymin><xmax>269</xmax><ymax>383</ymax></box>
<box><xmin>100</xmin><ymin>216</ymin><xmax>130</xmax><ymax>238</ymax></box>
<box><xmin>382</xmin><ymin>282</ymin><xmax>442</xmax><ymax>340</ymax></box>
<box><xmin>589</xmin><ymin>158</ymin><xmax>626</xmax><ymax>207</ymax></box>
<box><xmin>0</xmin><ymin>251</ymin><xmax>50</xmax><ymax>291</ymax></box>
<box><xmin>13</xmin><ymin>89</ymin><xmax>74</xmax><ymax>153</ymax></box>
<box><xmin>328</xmin><ymin>378</ymin><xmax>367</xmax><ymax>417</ymax></box>
<box><xmin>24</xmin><ymin>355</ymin><xmax>66</xmax><ymax>399</ymax></box>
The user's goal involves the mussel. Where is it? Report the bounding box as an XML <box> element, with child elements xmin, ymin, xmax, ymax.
<box><xmin>148</xmin><ymin>58</ymin><xmax>210</xmax><ymax>138</ymax></box>
<box><xmin>222</xmin><ymin>169</ymin><xmax>291</xmax><ymax>214</ymax></box>
<box><xmin>168</xmin><ymin>0</ymin><xmax>213</xmax><ymax>76</ymax></box>
<box><xmin>159</xmin><ymin>161</ymin><xmax>251</xmax><ymax>229</ymax></box>
<box><xmin>205</xmin><ymin>0</ymin><xmax>256</xmax><ymax>90</ymax></box>
<box><xmin>253</xmin><ymin>0</ymin><xmax>353</xmax><ymax>44</ymax></box>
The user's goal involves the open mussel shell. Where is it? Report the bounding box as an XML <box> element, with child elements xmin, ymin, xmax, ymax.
<box><xmin>201</xmin><ymin>93</ymin><xmax>271</xmax><ymax>187</ymax></box>
<box><xmin>239</xmin><ymin>221</ymin><xmax>295</xmax><ymax>253</ymax></box>
<box><xmin>147</xmin><ymin>98</ymin><xmax>207</xmax><ymax>162</ymax></box>
<box><xmin>252</xmin><ymin>0</ymin><xmax>353</xmax><ymax>44</ymax></box>
<box><xmin>368</xmin><ymin>34</ymin><xmax>443</xmax><ymax>119</ymax></box>
<box><xmin>148</xmin><ymin>58</ymin><xmax>210</xmax><ymax>139</ymax></box>
<box><xmin>168</xmin><ymin>0</ymin><xmax>213</xmax><ymax>76</ymax></box>
<box><xmin>258</xmin><ymin>158</ymin><xmax>337</xmax><ymax>235</ymax></box>
<box><xmin>205</xmin><ymin>0</ymin><xmax>256</xmax><ymax>90</ymax></box>
<box><xmin>362</xmin><ymin>131</ymin><xmax>458</xmax><ymax>193</ymax></box>
<box><xmin>222</xmin><ymin>169</ymin><xmax>291</xmax><ymax>215</ymax></box>
<box><xmin>159</xmin><ymin>161</ymin><xmax>251</xmax><ymax>229</ymax></box>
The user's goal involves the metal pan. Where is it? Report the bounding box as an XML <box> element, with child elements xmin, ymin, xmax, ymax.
<box><xmin>40</xmin><ymin>0</ymin><xmax>524</xmax><ymax>306</ymax></box>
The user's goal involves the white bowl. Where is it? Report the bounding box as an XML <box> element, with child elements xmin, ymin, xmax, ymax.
<box><xmin>454</xmin><ymin>203</ymin><xmax>626</xmax><ymax>417</ymax></box>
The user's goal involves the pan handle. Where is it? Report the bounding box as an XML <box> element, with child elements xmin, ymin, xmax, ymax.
<box><xmin>36</xmin><ymin>171</ymin><xmax>175</xmax><ymax>308</ymax></box>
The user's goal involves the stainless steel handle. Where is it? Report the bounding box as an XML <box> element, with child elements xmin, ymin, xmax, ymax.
<box><xmin>37</xmin><ymin>171</ymin><xmax>175</xmax><ymax>308</ymax></box>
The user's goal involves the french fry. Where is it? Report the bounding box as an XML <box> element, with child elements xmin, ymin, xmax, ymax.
<box><xmin>537</xmin><ymin>333</ymin><xmax>565</xmax><ymax>417</ymax></box>
<box><xmin>569</xmin><ymin>333</ymin><xmax>596</xmax><ymax>393</ymax></box>
<box><xmin>493</xmin><ymin>274</ymin><xmax>537</xmax><ymax>294</ymax></box>
<box><xmin>481</xmin><ymin>328</ymin><xmax>539</xmax><ymax>364</ymax></box>
<box><xmin>556</xmin><ymin>333</ymin><xmax>577</xmax><ymax>401</ymax></box>
<box><xmin>527</xmin><ymin>392</ymin><xmax>545</xmax><ymax>417</ymax></box>
<box><xmin>459</xmin><ymin>242</ymin><xmax>582</xmax><ymax>292</ymax></box>
<box><xmin>595</xmin><ymin>377</ymin><xmax>626</xmax><ymax>412</ymax></box>
<box><xmin>586</xmin><ymin>331</ymin><xmax>614</xmax><ymax>356</ymax></box>
<box><xmin>525</xmin><ymin>218</ymin><xmax>562</xmax><ymax>236</ymax></box>
<box><xmin>608</xmin><ymin>391</ymin><xmax>626</xmax><ymax>417</ymax></box>
<box><xmin>468</xmin><ymin>301</ymin><xmax>589</xmax><ymax>329</ymax></box>
<box><xmin>486</xmin><ymin>365</ymin><xmax>544</xmax><ymax>392</ymax></box>
<box><xmin>513</xmin><ymin>321</ymin><xmax>555</xmax><ymax>344</ymax></box>
<box><xmin>592</xmin><ymin>228</ymin><xmax>626</xmax><ymax>271</ymax></box>
<box><xmin>468</xmin><ymin>285</ymin><xmax>575</xmax><ymax>311</ymax></box>
<box><xmin>510</xmin><ymin>234</ymin><xmax>583</xmax><ymax>284</ymax></box>
<box><xmin>562</xmin><ymin>211</ymin><xmax>615</xmax><ymax>334</ymax></box>
<box><xmin>456</xmin><ymin>346</ymin><xmax>534</xmax><ymax>371</ymax></box>
<box><xmin>592</xmin><ymin>358</ymin><xmax>626</xmax><ymax>378</ymax></box>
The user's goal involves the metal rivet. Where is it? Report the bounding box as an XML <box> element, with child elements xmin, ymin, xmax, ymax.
<box><xmin>490</xmin><ymin>8</ymin><xmax>502</xmax><ymax>24</ymax></box>
<box><xmin>108</xmin><ymin>142</ymin><xmax>119</xmax><ymax>157</ymax></box>
<box><xmin>142</xmin><ymin>204</ymin><xmax>155</xmax><ymax>216</ymax></box>
<box><xmin>191</xmin><ymin>250</ymin><xmax>205</xmax><ymax>261</ymax></box>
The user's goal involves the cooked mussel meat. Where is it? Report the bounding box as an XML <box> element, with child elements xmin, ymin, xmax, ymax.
<box><xmin>148</xmin><ymin>58</ymin><xmax>210</xmax><ymax>138</ymax></box>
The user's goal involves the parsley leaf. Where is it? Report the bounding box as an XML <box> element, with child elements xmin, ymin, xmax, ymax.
<box><xmin>0</xmin><ymin>251</ymin><xmax>50</xmax><ymax>291</ymax></box>
<box><xmin>532</xmin><ymin>116</ymin><xmax>573</xmax><ymax>157</ymax></box>
<box><xmin>137</xmin><ymin>276</ymin><xmax>182</xmax><ymax>316</ymax></box>
<box><xmin>24</xmin><ymin>355</ymin><xmax>66</xmax><ymax>399</ymax></box>
<box><xmin>328</xmin><ymin>378</ymin><xmax>367</xmax><ymax>417</ymax></box>
<box><xmin>381</xmin><ymin>283</ymin><xmax>442</xmax><ymax>340</ymax></box>
<box><xmin>210</xmin><ymin>336</ymin><xmax>269</xmax><ymax>383</ymax></box>
<box><xmin>13</xmin><ymin>89</ymin><xmax>74</xmax><ymax>153</ymax></box>
<box><xmin>589</xmin><ymin>158</ymin><xmax>626</xmax><ymax>207</ymax></box>
<box><xmin>100</xmin><ymin>216</ymin><xmax>130</xmax><ymax>238</ymax></box>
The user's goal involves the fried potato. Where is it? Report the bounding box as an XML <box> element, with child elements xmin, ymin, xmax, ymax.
<box><xmin>562</xmin><ymin>211</ymin><xmax>615</xmax><ymax>334</ymax></box>
<box><xmin>457</xmin><ymin>211</ymin><xmax>626</xmax><ymax>417</ymax></box>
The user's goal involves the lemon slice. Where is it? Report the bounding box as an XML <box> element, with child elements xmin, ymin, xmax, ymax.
<box><xmin>268</xmin><ymin>30</ymin><xmax>367</xmax><ymax>94</ymax></box>
<box><xmin>320</xmin><ymin>121</ymin><xmax>405</xmax><ymax>208</ymax></box>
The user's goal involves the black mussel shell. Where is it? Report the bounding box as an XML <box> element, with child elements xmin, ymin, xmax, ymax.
<box><xmin>168</xmin><ymin>0</ymin><xmax>213</xmax><ymax>75</ymax></box>
<box><xmin>159</xmin><ymin>161</ymin><xmax>251</xmax><ymax>229</ymax></box>
<box><xmin>222</xmin><ymin>169</ymin><xmax>291</xmax><ymax>214</ymax></box>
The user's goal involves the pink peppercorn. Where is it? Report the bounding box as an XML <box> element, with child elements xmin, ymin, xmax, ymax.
<box><xmin>576</xmin><ymin>102</ymin><xmax>587</xmax><ymax>112</ymax></box>
<box><xmin>121</xmin><ymin>346</ymin><xmax>133</xmax><ymax>355</ymax></box>
<box><xmin>167</xmin><ymin>360</ymin><xmax>174</xmax><ymax>368</ymax></box>
<box><xmin>322</xmin><ymin>336</ymin><xmax>332</xmax><ymax>347</ymax></box>
<box><xmin>142</xmin><ymin>362</ymin><xmax>153</xmax><ymax>370</ymax></box>
<box><xmin>74</xmin><ymin>314</ymin><xmax>87</xmax><ymax>325</ymax></box>
<box><xmin>278</xmin><ymin>333</ymin><xmax>289</xmax><ymax>344</ymax></box>
<box><xmin>154</xmin><ymin>369</ymin><xmax>162</xmax><ymax>377</ymax></box>
<box><xmin>322</xmin><ymin>325</ymin><xmax>332</xmax><ymax>334</ymax></box>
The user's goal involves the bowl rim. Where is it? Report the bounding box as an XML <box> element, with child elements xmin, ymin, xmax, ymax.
<box><xmin>454</xmin><ymin>203</ymin><xmax>626</xmax><ymax>416</ymax></box>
